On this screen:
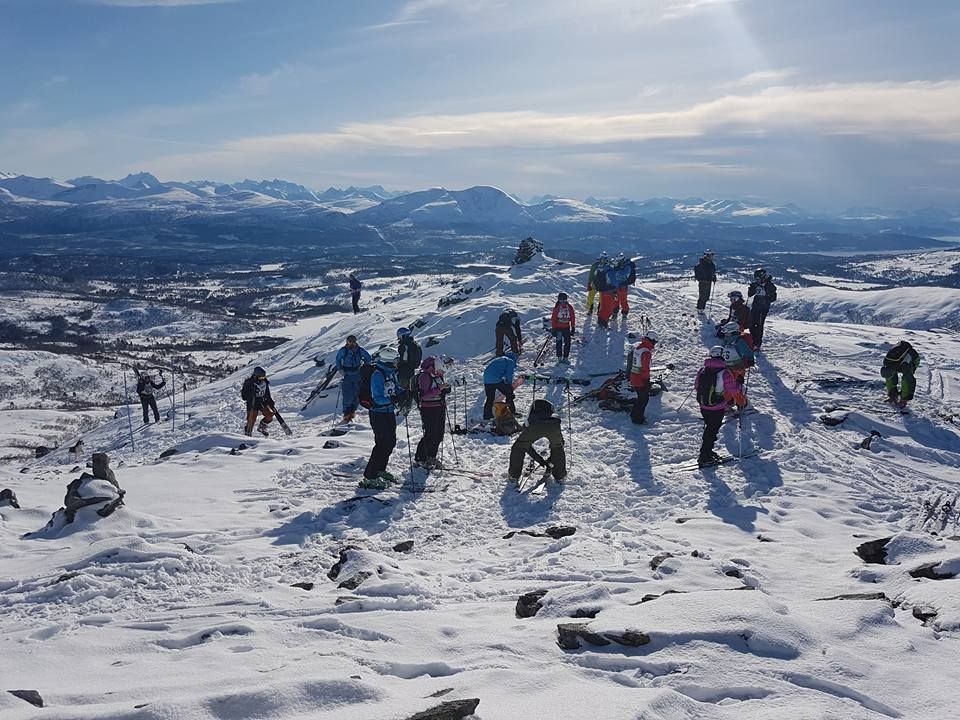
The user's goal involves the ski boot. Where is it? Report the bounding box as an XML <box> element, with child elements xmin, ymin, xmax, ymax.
<box><xmin>258</xmin><ymin>421</ymin><xmax>270</xmax><ymax>437</ymax></box>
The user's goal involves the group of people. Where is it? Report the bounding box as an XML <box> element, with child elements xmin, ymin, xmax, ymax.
<box><xmin>585</xmin><ymin>252</ymin><xmax>637</xmax><ymax>327</ymax></box>
<box><xmin>698</xmin><ymin>251</ymin><xmax>778</xmax><ymax>352</ymax></box>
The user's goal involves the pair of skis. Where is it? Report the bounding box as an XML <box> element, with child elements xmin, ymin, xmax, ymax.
<box><xmin>664</xmin><ymin>450</ymin><xmax>762</xmax><ymax>473</ymax></box>
<box><xmin>302</xmin><ymin>366</ymin><xmax>339</xmax><ymax>411</ymax></box>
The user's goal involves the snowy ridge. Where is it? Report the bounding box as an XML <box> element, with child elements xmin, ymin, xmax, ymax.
<box><xmin>2</xmin><ymin>258</ymin><xmax>960</xmax><ymax>718</ymax></box>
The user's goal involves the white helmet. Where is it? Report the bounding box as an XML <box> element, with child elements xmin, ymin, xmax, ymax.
<box><xmin>378</xmin><ymin>346</ymin><xmax>399</xmax><ymax>364</ymax></box>
<box><xmin>709</xmin><ymin>345</ymin><xmax>724</xmax><ymax>358</ymax></box>
<box><xmin>722</xmin><ymin>322</ymin><xmax>740</xmax><ymax>336</ymax></box>
<box><xmin>644</xmin><ymin>330</ymin><xmax>658</xmax><ymax>342</ymax></box>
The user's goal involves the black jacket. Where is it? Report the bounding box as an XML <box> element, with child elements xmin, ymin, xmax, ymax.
<box><xmin>136</xmin><ymin>375</ymin><xmax>165</xmax><ymax>396</ymax></box>
<box><xmin>748</xmin><ymin>278</ymin><xmax>777</xmax><ymax>310</ymax></box>
<box><xmin>694</xmin><ymin>258</ymin><xmax>717</xmax><ymax>282</ymax></box>
<box><xmin>496</xmin><ymin>312</ymin><xmax>522</xmax><ymax>342</ymax></box>
<box><xmin>241</xmin><ymin>376</ymin><xmax>273</xmax><ymax>411</ymax></box>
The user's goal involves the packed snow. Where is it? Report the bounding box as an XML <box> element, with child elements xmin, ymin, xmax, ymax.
<box><xmin>1</xmin><ymin>256</ymin><xmax>959</xmax><ymax>719</ymax></box>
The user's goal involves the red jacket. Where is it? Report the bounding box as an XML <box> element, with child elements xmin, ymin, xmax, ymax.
<box><xmin>628</xmin><ymin>338</ymin><xmax>655</xmax><ymax>388</ymax></box>
<box><xmin>551</xmin><ymin>302</ymin><xmax>576</xmax><ymax>330</ymax></box>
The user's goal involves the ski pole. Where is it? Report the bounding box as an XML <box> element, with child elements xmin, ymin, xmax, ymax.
<box><xmin>403</xmin><ymin>411</ymin><xmax>415</xmax><ymax>490</ymax></box>
<box><xmin>333</xmin><ymin>384</ymin><xmax>342</xmax><ymax>425</ymax></box>
<box><xmin>123</xmin><ymin>368</ymin><xmax>135</xmax><ymax>451</ymax></box>
<box><xmin>461</xmin><ymin>375</ymin><xmax>467</xmax><ymax>427</ymax></box>
<box><xmin>676</xmin><ymin>385</ymin><xmax>696</xmax><ymax>413</ymax></box>
<box><xmin>565</xmin><ymin>382</ymin><xmax>573</xmax><ymax>469</ymax></box>
<box><xmin>445</xmin><ymin>403</ymin><xmax>459</xmax><ymax>465</ymax></box>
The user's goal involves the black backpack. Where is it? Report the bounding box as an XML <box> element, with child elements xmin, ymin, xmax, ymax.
<box><xmin>401</xmin><ymin>337</ymin><xmax>422</xmax><ymax>369</ymax></box>
<box><xmin>696</xmin><ymin>367</ymin><xmax>723</xmax><ymax>406</ymax></box>
<box><xmin>884</xmin><ymin>341</ymin><xmax>913</xmax><ymax>367</ymax></box>
<box><xmin>358</xmin><ymin>365</ymin><xmax>379</xmax><ymax>409</ymax></box>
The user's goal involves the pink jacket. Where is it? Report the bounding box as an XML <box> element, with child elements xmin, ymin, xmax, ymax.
<box><xmin>417</xmin><ymin>358</ymin><xmax>446</xmax><ymax>407</ymax></box>
<box><xmin>695</xmin><ymin>357</ymin><xmax>742</xmax><ymax>411</ymax></box>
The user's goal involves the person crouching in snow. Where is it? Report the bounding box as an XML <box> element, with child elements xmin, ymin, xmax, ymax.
<box><xmin>551</xmin><ymin>292</ymin><xmax>576</xmax><ymax>363</ymax></box>
<box><xmin>482</xmin><ymin>351</ymin><xmax>518</xmax><ymax>420</ymax></box>
<box><xmin>508</xmin><ymin>399</ymin><xmax>567</xmax><ymax>482</ymax></box>
<box><xmin>695</xmin><ymin>346</ymin><xmax>746</xmax><ymax>466</ymax></box>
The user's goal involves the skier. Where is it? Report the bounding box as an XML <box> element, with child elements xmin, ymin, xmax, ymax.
<box><xmin>882</xmin><ymin>340</ymin><xmax>921</xmax><ymax>408</ymax></box>
<box><xmin>335</xmin><ymin>335</ymin><xmax>371</xmax><ymax>423</ymax></box>
<box><xmin>694</xmin><ymin>251</ymin><xmax>717</xmax><ymax>313</ymax></box>
<box><xmin>507</xmin><ymin>399</ymin><xmax>567</xmax><ymax>482</ymax></box>
<box><xmin>396</xmin><ymin>326</ymin><xmax>423</xmax><ymax>398</ymax></box>
<box><xmin>613</xmin><ymin>254</ymin><xmax>637</xmax><ymax>317</ymax></box>
<box><xmin>626</xmin><ymin>330</ymin><xmax>658</xmax><ymax>424</ymax></box>
<box><xmin>414</xmin><ymin>356</ymin><xmax>450</xmax><ymax>468</ymax></box>
<box><xmin>241</xmin><ymin>366</ymin><xmax>274</xmax><ymax>436</ymax></box>
<box><xmin>136</xmin><ymin>368</ymin><xmax>165</xmax><ymax>424</ymax></box>
<box><xmin>363</xmin><ymin>347</ymin><xmax>407</xmax><ymax>484</ymax></box>
<box><xmin>495</xmin><ymin>309</ymin><xmax>523</xmax><ymax>356</ymax></box>
<box><xmin>721</xmin><ymin>290</ymin><xmax>751</xmax><ymax>334</ymax></box>
<box><xmin>482</xmin><ymin>351</ymin><xmax>518</xmax><ymax>420</ymax></box>
<box><xmin>585</xmin><ymin>251</ymin><xmax>607</xmax><ymax>316</ymax></box>
<box><xmin>695</xmin><ymin>346</ymin><xmax>746</xmax><ymax>466</ymax></box>
<box><xmin>551</xmin><ymin>292</ymin><xmax>576</xmax><ymax>363</ymax></box>
<box><xmin>719</xmin><ymin>322</ymin><xmax>755</xmax><ymax>396</ymax></box>
<box><xmin>348</xmin><ymin>273</ymin><xmax>362</xmax><ymax>314</ymax></box>
<box><xmin>747</xmin><ymin>268</ymin><xmax>778</xmax><ymax>351</ymax></box>
<box><xmin>595</xmin><ymin>259</ymin><xmax>618</xmax><ymax>328</ymax></box>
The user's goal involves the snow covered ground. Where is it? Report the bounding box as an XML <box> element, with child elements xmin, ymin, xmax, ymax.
<box><xmin>2</xmin><ymin>256</ymin><xmax>959</xmax><ymax>719</ymax></box>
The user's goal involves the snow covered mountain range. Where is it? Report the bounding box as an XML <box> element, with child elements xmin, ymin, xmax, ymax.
<box><xmin>2</xmin><ymin>172</ymin><xmax>958</xmax><ymax>252</ymax></box>
<box><xmin>1</xmin><ymin>254</ymin><xmax>959</xmax><ymax>718</ymax></box>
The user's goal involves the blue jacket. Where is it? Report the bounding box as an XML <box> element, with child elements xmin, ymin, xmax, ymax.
<box><xmin>336</xmin><ymin>345</ymin><xmax>371</xmax><ymax>373</ymax></box>
<box><xmin>483</xmin><ymin>356</ymin><xmax>516</xmax><ymax>385</ymax></box>
<box><xmin>370</xmin><ymin>362</ymin><xmax>401</xmax><ymax>413</ymax></box>
<box><xmin>349</xmin><ymin>276</ymin><xmax>362</xmax><ymax>291</ymax></box>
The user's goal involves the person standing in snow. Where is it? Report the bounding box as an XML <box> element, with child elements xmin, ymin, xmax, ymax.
<box><xmin>626</xmin><ymin>330</ymin><xmax>658</xmax><ymax>424</ymax></box>
<box><xmin>348</xmin><ymin>273</ymin><xmax>363</xmax><ymax>314</ymax></box>
<box><xmin>720</xmin><ymin>290</ymin><xmax>751</xmax><ymax>335</ymax></box>
<box><xmin>747</xmin><ymin>268</ymin><xmax>777</xmax><ymax>351</ymax></box>
<box><xmin>696</xmin><ymin>346</ymin><xmax>746</xmax><ymax>466</ymax></box>
<box><xmin>694</xmin><ymin>251</ymin><xmax>717</xmax><ymax>313</ymax></box>
<box><xmin>396</xmin><ymin>327</ymin><xmax>423</xmax><ymax>411</ymax></box>
<box><xmin>882</xmin><ymin>340</ymin><xmax>921</xmax><ymax>409</ymax></box>
<box><xmin>335</xmin><ymin>335</ymin><xmax>371</xmax><ymax>423</ymax></box>
<box><xmin>241</xmin><ymin>366</ymin><xmax>274</xmax><ymax>436</ymax></box>
<box><xmin>551</xmin><ymin>292</ymin><xmax>576</xmax><ymax>363</ymax></box>
<box><xmin>495</xmin><ymin>309</ymin><xmax>523</xmax><ymax>356</ymax></box>
<box><xmin>414</xmin><ymin>357</ymin><xmax>450</xmax><ymax>468</ymax></box>
<box><xmin>136</xmin><ymin>368</ymin><xmax>165</xmax><ymax>424</ymax></box>
<box><xmin>585</xmin><ymin>251</ymin><xmax>607</xmax><ymax>316</ymax></box>
<box><xmin>482</xmin><ymin>351</ymin><xmax>518</xmax><ymax>420</ymax></box>
<box><xmin>363</xmin><ymin>347</ymin><xmax>407</xmax><ymax>484</ymax></box>
<box><xmin>507</xmin><ymin>399</ymin><xmax>567</xmax><ymax>482</ymax></box>
<box><xmin>613</xmin><ymin>254</ymin><xmax>637</xmax><ymax>318</ymax></box>
<box><xmin>595</xmin><ymin>259</ymin><xmax>618</xmax><ymax>328</ymax></box>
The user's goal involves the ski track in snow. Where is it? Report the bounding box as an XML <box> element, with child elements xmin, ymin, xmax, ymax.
<box><xmin>1</xmin><ymin>259</ymin><xmax>959</xmax><ymax>719</ymax></box>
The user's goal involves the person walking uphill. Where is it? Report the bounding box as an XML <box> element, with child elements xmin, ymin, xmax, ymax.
<box><xmin>882</xmin><ymin>340</ymin><xmax>921</xmax><ymax>409</ymax></box>
<box><xmin>336</xmin><ymin>335</ymin><xmax>371</xmax><ymax>423</ymax></box>
<box><xmin>483</xmin><ymin>351</ymin><xmax>518</xmax><ymax>420</ymax></box>
<box><xmin>626</xmin><ymin>330</ymin><xmax>657</xmax><ymax>424</ymax></box>
<box><xmin>695</xmin><ymin>346</ymin><xmax>746</xmax><ymax>466</ymax></box>
<box><xmin>348</xmin><ymin>273</ymin><xmax>363</xmax><ymax>314</ymax></box>
<box><xmin>495</xmin><ymin>309</ymin><xmax>522</xmax><ymax>356</ymax></box>
<box><xmin>414</xmin><ymin>357</ymin><xmax>450</xmax><ymax>468</ymax></box>
<box><xmin>508</xmin><ymin>399</ymin><xmax>567</xmax><ymax>482</ymax></box>
<box><xmin>585</xmin><ymin>251</ymin><xmax>607</xmax><ymax>316</ymax></box>
<box><xmin>694</xmin><ymin>251</ymin><xmax>717</xmax><ymax>313</ymax></box>
<box><xmin>551</xmin><ymin>293</ymin><xmax>576</xmax><ymax>363</ymax></box>
<box><xmin>136</xmin><ymin>368</ymin><xmax>165</xmax><ymax>424</ymax></box>
<box><xmin>363</xmin><ymin>347</ymin><xmax>407</xmax><ymax>485</ymax></box>
<box><xmin>241</xmin><ymin>366</ymin><xmax>274</xmax><ymax>436</ymax></box>
<box><xmin>747</xmin><ymin>268</ymin><xmax>777</xmax><ymax>351</ymax></box>
<box><xmin>613</xmin><ymin>254</ymin><xmax>637</xmax><ymax>317</ymax></box>
<box><xmin>595</xmin><ymin>259</ymin><xmax>618</xmax><ymax>328</ymax></box>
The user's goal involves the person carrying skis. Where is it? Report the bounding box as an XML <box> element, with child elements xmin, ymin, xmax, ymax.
<box><xmin>551</xmin><ymin>292</ymin><xmax>576</xmax><ymax>363</ymax></box>
<box><xmin>694</xmin><ymin>251</ymin><xmax>717</xmax><ymax>313</ymax></box>
<box><xmin>507</xmin><ymin>399</ymin><xmax>567</xmax><ymax>482</ymax></box>
<box><xmin>414</xmin><ymin>356</ymin><xmax>450</xmax><ymax>468</ymax></box>
<box><xmin>595</xmin><ymin>259</ymin><xmax>618</xmax><ymax>328</ymax></box>
<box><xmin>495</xmin><ymin>309</ymin><xmax>522</xmax><ymax>356</ymax></box>
<box><xmin>695</xmin><ymin>346</ymin><xmax>746</xmax><ymax>466</ymax></box>
<box><xmin>747</xmin><ymin>268</ymin><xmax>777</xmax><ymax>351</ymax></box>
<box><xmin>136</xmin><ymin>368</ymin><xmax>165</xmax><ymax>424</ymax></box>
<box><xmin>483</xmin><ymin>351</ymin><xmax>518</xmax><ymax>420</ymax></box>
<box><xmin>719</xmin><ymin>322</ymin><xmax>755</xmax><ymax>396</ymax></box>
<box><xmin>396</xmin><ymin>327</ymin><xmax>423</xmax><ymax>401</ymax></box>
<box><xmin>585</xmin><ymin>251</ymin><xmax>607</xmax><ymax>316</ymax></box>
<box><xmin>614</xmin><ymin>254</ymin><xmax>637</xmax><ymax>317</ymax></box>
<box><xmin>363</xmin><ymin>347</ymin><xmax>407</xmax><ymax>484</ymax></box>
<box><xmin>626</xmin><ymin>330</ymin><xmax>658</xmax><ymax>424</ymax></box>
<box><xmin>882</xmin><ymin>340</ymin><xmax>921</xmax><ymax>408</ymax></box>
<box><xmin>348</xmin><ymin>273</ymin><xmax>362</xmax><ymax>314</ymax></box>
<box><xmin>241</xmin><ymin>366</ymin><xmax>274</xmax><ymax>436</ymax></box>
<box><xmin>335</xmin><ymin>335</ymin><xmax>372</xmax><ymax>423</ymax></box>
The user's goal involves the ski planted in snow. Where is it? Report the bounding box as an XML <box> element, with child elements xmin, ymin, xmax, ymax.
<box><xmin>301</xmin><ymin>366</ymin><xmax>339</xmax><ymax>411</ymax></box>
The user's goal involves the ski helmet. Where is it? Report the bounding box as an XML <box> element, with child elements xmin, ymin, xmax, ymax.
<box><xmin>397</xmin><ymin>327</ymin><xmax>412</xmax><ymax>338</ymax></box>
<box><xmin>644</xmin><ymin>330</ymin><xmax>658</xmax><ymax>343</ymax></box>
<box><xmin>709</xmin><ymin>345</ymin><xmax>724</xmax><ymax>358</ymax></box>
<box><xmin>557</xmin><ymin>292</ymin><xmax>568</xmax><ymax>302</ymax></box>
<box><xmin>728</xmin><ymin>290</ymin><xmax>743</xmax><ymax>301</ymax></box>
<box><xmin>378</xmin><ymin>346</ymin><xmax>399</xmax><ymax>364</ymax></box>
<box><xmin>704</xmin><ymin>249</ymin><xmax>715</xmax><ymax>257</ymax></box>
<box><xmin>722</xmin><ymin>322</ymin><xmax>740</xmax><ymax>336</ymax></box>
<box><xmin>253</xmin><ymin>366</ymin><xmax>266</xmax><ymax>378</ymax></box>
<box><xmin>754</xmin><ymin>268</ymin><xmax>766</xmax><ymax>279</ymax></box>
<box><xmin>504</xmin><ymin>351</ymin><xmax>518</xmax><ymax>362</ymax></box>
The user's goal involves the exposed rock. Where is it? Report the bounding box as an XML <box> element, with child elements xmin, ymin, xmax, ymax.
<box><xmin>8</xmin><ymin>689</ymin><xmax>44</xmax><ymax>708</ymax></box>
<box><xmin>858</xmin><ymin>430</ymin><xmax>883</xmax><ymax>450</ymax></box>
<box><xmin>757</xmin><ymin>534</ymin><xmax>775</xmax><ymax>542</ymax></box>
<box><xmin>603</xmin><ymin>629</ymin><xmax>651</xmax><ymax>647</ymax></box>
<box><xmin>503</xmin><ymin>525</ymin><xmax>576</xmax><ymax>540</ymax></box>
<box><xmin>571</xmin><ymin>607</ymin><xmax>599</xmax><ymax>619</ymax></box>
<box><xmin>0</xmin><ymin>488</ymin><xmax>20</xmax><ymax>509</ymax></box>
<box><xmin>159</xmin><ymin>448</ymin><xmax>178</xmax><ymax>458</ymax></box>
<box><xmin>393</xmin><ymin>540</ymin><xmax>415</xmax><ymax>553</ymax></box>
<box><xmin>516</xmin><ymin>589</ymin><xmax>548</xmax><ymax>618</ymax></box>
<box><xmin>323</xmin><ymin>440</ymin><xmax>341</xmax><ymax>449</ymax></box>
<box><xmin>328</xmin><ymin>545</ymin><xmax>361</xmax><ymax>580</ymax></box>
<box><xmin>427</xmin><ymin>688</ymin><xmax>454</xmax><ymax>698</ymax></box>
<box><xmin>338</xmin><ymin>571</ymin><xmax>373</xmax><ymax>590</ymax></box>
<box><xmin>909</xmin><ymin>563</ymin><xmax>956</xmax><ymax>580</ymax></box>
<box><xmin>724</xmin><ymin>568</ymin><xmax>744</xmax><ymax>578</ymax></box>
<box><xmin>556</xmin><ymin>623</ymin><xmax>611</xmax><ymax>650</ymax></box>
<box><xmin>291</xmin><ymin>582</ymin><xmax>314</xmax><ymax>591</ymax></box>
<box><xmin>650</xmin><ymin>553</ymin><xmax>674</xmax><ymax>571</ymax></box>
<box><xmin>335</xmin><ymin>595</ymin><xmax>362</xmax><ymax>605</ymax></box>
<box><xmin>855</xmin><ymin>537</ymin><xmax>893</xmax><ymax>564</ymax></box>
<box><xmin>819</xmin><ymin>412</ymin><xmax>848</xmax><ymax>426</ymax></box>
<box><xmin>54</xmin><ymin>572</ymin><xmax>81</xmax><ymax>584</ymax></box>
<box><xmin>816</xmin><ymin>592</ymin><xmax>890</xmax><ymax>602</ymax></box>
<box><xmin>35</xmin><ymin>446</ymin><xmax>51</xmax><ymax>459</ymax></box>
<box><xmin>26</xmin><ymin>454</ymin><xmax>124</xmax><ymax>536</ymax></box>
<box><xmin>513</xmin><ymin>236</ymin><xmax>544</xmax><ymax>265</ymax></box>
<box><xmin>406</xmin><ymin>698</ymin><xmax>480</xmax><ymax>720</ymax></box>
<box><xmin>912</xmin><ymin>606</ymin><xmax>938</xmax><ymax>624</ymax></box>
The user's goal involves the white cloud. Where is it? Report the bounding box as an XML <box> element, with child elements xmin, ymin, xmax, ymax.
<box><xmin>727</xmin><ymin>68</ymin><xmax>798</xmax><ymax>88</ymax></box>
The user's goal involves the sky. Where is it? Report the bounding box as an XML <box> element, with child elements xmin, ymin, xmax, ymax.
<box><xmin>1</xmin><ymin>0</ymin><xmax>959</xmax><ymax>211</ymax></box>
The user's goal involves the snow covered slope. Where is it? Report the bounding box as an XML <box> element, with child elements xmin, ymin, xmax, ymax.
<box><xmin>2</xmin><ymin>258</ymin><xmax>960</xmax><ymax>719</ymax></box>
